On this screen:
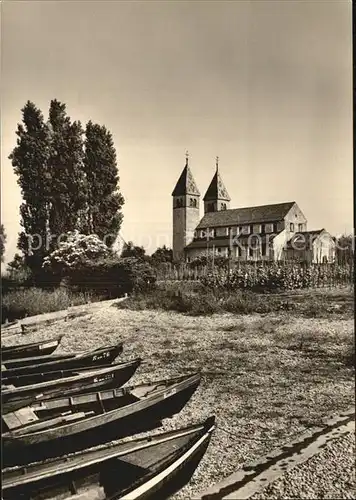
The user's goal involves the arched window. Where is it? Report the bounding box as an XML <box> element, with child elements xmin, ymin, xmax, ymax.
<box><xmin>190</xmin><ymin>198</ymin><xmax>197</xmax><ymax>207</ymax></box>
<box><xmin>221</xmin><ymin>203</ymin><xmax>227</xmax><ymax>211</ymax></box>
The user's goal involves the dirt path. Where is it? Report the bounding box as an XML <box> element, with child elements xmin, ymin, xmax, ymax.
<box><xmin>1</xmin><ymin>297</ymin><xmax>127</xmax><ymax>337</ymax></box>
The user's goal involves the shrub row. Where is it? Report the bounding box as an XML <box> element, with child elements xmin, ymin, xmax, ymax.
<box><xmin>199</xmin><ymin>263</ymin><xmax>353</xmax><ymax>291</ymax></box>
<box><xmin>1</xmin><ymin>288</ymin><xmax>91</xmax><ymax>323</ymax></box>
<box><xmin>119</xmin><ymin>286</ymin><xmax>353</xmax><ymax>319</ymax></box>
<box><xmin>63</xmin><ymin>257</ymin><xmax>156</xmax><ymax>297</ymax></box>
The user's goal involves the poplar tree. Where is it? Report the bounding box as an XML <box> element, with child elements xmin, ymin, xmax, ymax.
<box><xmin>47</xmin><ymin>100</ymin><xmax>87</xmax><ymax>244</ymax></box>
<box><xmin>83</xmin><ymin>121</ymin><xmax>124</xmax><ymax>246</ymax></box>
<box><xmin>9</xmin><ymin>101</ymin><xmax>51</xmax><ymax>272</ymax></box>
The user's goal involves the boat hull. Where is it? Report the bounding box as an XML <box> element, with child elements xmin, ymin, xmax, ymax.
<box><xmin>2</xmin><ymin>359</ymin><xmax>141</xmax><ymax>417</ymax></box>
<box><xmin>1</xmin><ymin>343</ymin><xmax>123</xmax><ymax>379</ymax></box>
<box><xmin>3</xmin><ymin>374</ymin><xmax>200</xmax><ymax>467</ymax></box>
<box><xmin>1</xmin><ymin>336</ymin><xmax>63</xmax><ymax>361</ymax></box>
<box><xmin>2</xmin><ymin>417</ymin><xmax>215</xmax><ymax>500</ymax></box>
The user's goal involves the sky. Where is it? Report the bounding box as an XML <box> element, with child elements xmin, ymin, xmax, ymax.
<box><xmin>1</xmin><ymin>0</ymin><xmax>353</xmax><ymax>263</ymax></box>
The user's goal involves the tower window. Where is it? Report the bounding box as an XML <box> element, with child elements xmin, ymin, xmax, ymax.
<box><xmin>176</xmin><ymin>198</ymin><xmax>183</xmax><ymax>208</ymax></box>
<box><xmin>221</xmin><ymin>203</ymin><xmax>227</xmax><ymax>211</ymax></box>
<box><xmin>290</xmin><ymin>223</ymin><xmax>295</xmax><ymax>232</ymax></box>
<box><xmin>190</xmin><ymin>198</ymin><xmax>197</xmax><ymax>208</ymax></box>
<box><xmin>207</xmin><ymin>203</ymin><xmax>214</xmax><ymax>212</ymax></box>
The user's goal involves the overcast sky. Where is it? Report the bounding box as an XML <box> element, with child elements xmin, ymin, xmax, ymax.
<box><xmin>1</xmin><ymin>0</ymin><xmax>352</xmax><ymax>262</ymax></box>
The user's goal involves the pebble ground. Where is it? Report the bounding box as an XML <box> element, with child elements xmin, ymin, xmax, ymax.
<box><xmin>251</xmin><ymin>431</ymin><xmax>355</xmax><ymax>500</ymax></box>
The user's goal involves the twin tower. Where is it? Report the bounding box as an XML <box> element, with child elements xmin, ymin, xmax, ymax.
<box><xmin>172</xmin><ymin>154</ymin><xmax>231</xmax><ymax>261</ymax></box>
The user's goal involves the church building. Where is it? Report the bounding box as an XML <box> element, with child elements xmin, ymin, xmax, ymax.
<box><xmin>172</xmin><ymin>155</ymin><xmax>336</xmax><ymax>264</ymax></box>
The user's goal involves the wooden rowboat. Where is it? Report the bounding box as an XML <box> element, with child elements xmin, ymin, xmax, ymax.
<box><xmin>2</xmin><ymin>363</ymin><xmax>121</xmax><ymax>386</ymax></box>
<box><xmin>2</xmin><ymin>352</ymin><xmax>84</xmax><ymax>370</ymax></box>
<box><xmin>1</xmin><ymin>335</ymin><xmax>63</xmax><ymax>360</ymax></box>
<box><xmin>2</xmin><ymin>343</ymin><xmax>119</xmax><ymax>370</ymax></box>
<box><xmin>1</xmin><ymin>343</ymin><xmax>124</xmax><ymax>378</ymax></box>
<box><xmin>2</xmin><ymin>373</ymin><xmax>201</xmax><ymax>467</ymax></box>
<box><xmin>2</xmin><ymin>416</ymin><xmax>215</xmax><ymax>500</ymax></box>
<box><xmin>2</xmin><ymin>359</ymin><xmax>141</xmax><ymax>416</ymax></box>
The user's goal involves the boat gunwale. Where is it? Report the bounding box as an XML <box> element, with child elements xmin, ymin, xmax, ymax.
<box><xmin>2</xmin><ymin>417</ymin><xmax>215</xmax><ymax>490</ymax></box>
<box><xmin>1</xmin><ymin>358</ymin><xmax>141</xmax><ymax>396</ymax></box>
<box><xmin>1</xmin><ymin>335</ymin><xmax>64</xmax><ymax>352</ymax></box>
<box><xmin>3</xmin><ymin>373</ymin><xmax>201</xmax><ymax>441</ymax></box>
<box><xmin>31</xmin><ymin>373</ymin><xmax>200</xmax><ymax>411</ymax></box>
<box><xmin>2</xmin><ymin>343</ymin><xmax>124</xmax><ymax>376</ymax></box>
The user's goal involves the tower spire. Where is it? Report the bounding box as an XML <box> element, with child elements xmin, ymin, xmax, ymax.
<box><xmin>185</xmin><ymin>150</ymin><xmax>189</xmax><ymax>166</ymax></box>
<box><xmin>216</xmin><ymin>155</ymin><xmax>219</xmax><ymax>173</ymax></box>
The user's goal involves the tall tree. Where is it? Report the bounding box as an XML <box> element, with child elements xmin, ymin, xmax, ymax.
<box><xmin>9</xmin><ymin>101</ymin><xmax>51</xmax><ymax>272</ymax></box>
<box><xmin>47</xmin><ymin>100</ymin><xmax>87</xmax><ymax>244</ymax></box>
<box><xmin>0</xmin><ymin>224</ymin><xmax>6</xmax><ymax>262</ymax></box>
<box><xmin>83</xmin><ymin>121</ymin><xmax>124</xmax><ymax>246</ymax></box>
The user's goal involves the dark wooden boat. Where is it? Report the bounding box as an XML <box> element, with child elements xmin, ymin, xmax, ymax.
<box><xmin>1</xmin><ymin>343</ymin><xmax>123</xmax><ymax>378</ymax></box>
<box><xmin>2</xmin><ymin>359</ymin><xmax>142</xmax><ymax>416</ymax></box>
<box><xmin>2</xmin><ymin>352</ymin><xmax>83</xmax><ymax>370</ymax></box>
<box><xmin>1</xmin><ymin>335</ymin><xmax>63</xmax><ymax>360</ymax></box>
<box><xmin>2</xmin><ymin>373</ymin><xmax>201</xmax><ymax>466</ymax></box>
<box><xmin>2</xmin><ymin>416</ymin><xmax>215</xmax><ymax>500</ymax></box>
<box><xmin>2</xmin><ymin>362</ymin><xmax>121</xmax><ymax>386</ymax></box>
<box><xmin>1</xmin><ymin>343</ymin><xmax>118</xmax><ymax>370</ymax></box>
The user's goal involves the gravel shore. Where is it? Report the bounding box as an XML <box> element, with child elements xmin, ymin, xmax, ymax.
<box><xmin>2</xmin><ymin>302</ymin><xmax>354</xmax><ymax>499</ymax></box>
<box><xmin>251</xmin><ymin>431</ymin><xmax>355</xmax><ymax>500</ymax></box>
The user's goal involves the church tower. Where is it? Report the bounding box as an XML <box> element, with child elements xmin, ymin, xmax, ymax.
<box><xmin>172</xmin><ymin>152</ymin><xmax>200</xmax><ymax>261</ymax></box>
<box><xmin>203</xmin><ymin>157</ymin><xmax>231</xmax><ymax>214</ymax></box>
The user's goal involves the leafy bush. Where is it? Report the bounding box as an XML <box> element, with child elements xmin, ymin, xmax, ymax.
<box><xmin>6</xmin><ymin>253</ymin><xmax>33</xmax><ymax>284</ymax></box>
<box><xmin>118</xmin><ymin>288</ymin><xmax>219</xmax><ymax>315</ymax></box>
<box><xmin>42</xmin><ymin>231</ymin><xmax>112</xmax><ymax>277</ymax></box>
<box><xmin>66</xmin><ymin>256</ymin><xmax>156</xmax><ymax>298</ymax></box>
<box><xmin>1</xmin><ymin>276</ymin><xmax>20</xmax><ymax>296</ymax></box>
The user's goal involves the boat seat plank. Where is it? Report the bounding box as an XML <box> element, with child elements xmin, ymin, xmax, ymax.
<box><xmin>2</xmin><ymin>412</ymin><xmax>23</xmax><ymax>430</ymax></box>
<box><xmin>15</xmin><ymin>407</ymin><xmax>39</xmax><ymax>425</ymax></box>
<box><xmin>10</xmin><ymin>411</ymin><xmax>95</xmax><ymax>435</ymax></box>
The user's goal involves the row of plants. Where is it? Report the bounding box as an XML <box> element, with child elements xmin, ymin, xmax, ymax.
<box><xmin>199</xmin><ymin>262</ymin><xmax>353</xmax><ymax>291</ymax></box>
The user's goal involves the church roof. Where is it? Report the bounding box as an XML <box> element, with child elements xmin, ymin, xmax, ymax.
<box><xmin>203</xmin><ymin>170</ymin><xmax>231</xmax><ymax>201</ymax></box>
<box><xmin>171</xmin><ymin>163</ymin><xmax>200</xmax><ymax>196</ymax></box>
<box><xmin>196</xmin><ymin>201</ymin><xmax>296</xmax><ymax>229</ymax></box>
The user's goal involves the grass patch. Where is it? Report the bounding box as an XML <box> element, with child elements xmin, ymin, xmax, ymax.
<box><xmin>117</xmin><ymin>285</ymin><xmax>354</xmax><ymax>319</ymax></box>
<box><xmin>1</xmin><ymin>287</ymin><xmax>94</xmax><ymax>322</ymax></box>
